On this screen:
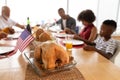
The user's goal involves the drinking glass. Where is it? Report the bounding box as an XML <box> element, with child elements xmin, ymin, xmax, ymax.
<box><xmin>65</xmin><ymin>34</ymin><xmax>74</xmax><ymax>56</ymax></box>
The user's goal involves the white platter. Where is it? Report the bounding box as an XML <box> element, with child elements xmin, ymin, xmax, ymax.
<box><xmin>0</xmin><ymin>46</ymin><xmax>14</xmax><ymax>54</ymax></box>
<box><xmin>63</xmin><ymin>39</ymin><xmax>84</xmax><ymax>45</ymax></box>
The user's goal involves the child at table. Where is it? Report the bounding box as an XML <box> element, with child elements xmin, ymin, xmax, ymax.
<box><xmin>81</xmin><ymin>20</ymin><xmax>117</xmax><ymax>59</ymax></box>
<box><xmin>66</xmin><ymin>9</ymin><xmax>97</xmax><ymax>42</ymax></box>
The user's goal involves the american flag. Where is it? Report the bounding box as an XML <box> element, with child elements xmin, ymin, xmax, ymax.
<box><xmin>0</xmin><ymin>28</ymin><xmax>34</xmax><ymax>59</ymax></box>
<box><xmin>16</xmin><ymin>28</ymin><xmax>34</xmax><ymax>52</ymax></box>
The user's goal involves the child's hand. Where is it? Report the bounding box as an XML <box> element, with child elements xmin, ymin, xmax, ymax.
<box><xmin>83</xmin><ymin>45</ymin><xmax>96</xmax><ymax>51</ymax></box>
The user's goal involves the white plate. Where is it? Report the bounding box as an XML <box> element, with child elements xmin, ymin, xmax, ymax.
<box><xmin>7</xmin><ymin>32</ymin><xmax>21</xmax><ymax>39</ymax></box>
<box><xmin>56</xmin><ymin>33</ymin><xmax>68</xmax><ymax>38</ymax></box>
<box><xmin>63</xmin><ymin>39</ymin><xmax>84</xmax><ymax>45</ymax></box>
<box><xmin>0</xmin><ymin>46</ymin><xmax>14</xmax><ymax>54</ymax></box>
<box><xmin>49</xmin><ymin>25</ymin><xmax>62</xmax><ymax>32</ymax></box>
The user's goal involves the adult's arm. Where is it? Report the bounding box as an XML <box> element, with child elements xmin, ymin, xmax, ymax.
<box><xmin>49</xmin><ymin>19</ymin><xmax>61</xmax><ymax>27</ymax></box>
<box><xmin>15</xmin><ymin>23</ymin><xmax>25</xmax><ymax>29</ymax></box>
<box><xmin>74</xmin><ymin>34</ymin><xmax>96</xmax><ymax>45</ymax></box>
<box><xmin>67</xmin><ymin>17</ymin><xmax>76</xmax><ymax>32</ymax></box>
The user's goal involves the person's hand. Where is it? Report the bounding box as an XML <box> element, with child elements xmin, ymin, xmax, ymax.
<box><xmin>83</xmin><ymin>45</ymin><xmax>96</xmax><ymax>51</ymax></box>
<box><xmin>0</xmin><ymin>31</ymin><xmax>7</xmax><ymax>39</ymax></box>
<box><xmin>64</xmin><ymin>28</ymin><xmax>73</xmax><ymax>34</ymax></box>
<box><xmin>20</xmin><ymin>25</ymin><xmax>25</xmax><ymax>29</ymax></box>
<box><xmin>74</xmin><ymin>34</ymin><xmax>80</xmax><ymax>39</ymax></box>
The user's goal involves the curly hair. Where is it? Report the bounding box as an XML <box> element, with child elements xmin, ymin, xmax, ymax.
<box><xmin>77</xmin><ymin>9</ymin><xmax>96</xmax><ymax>23</ymax></box>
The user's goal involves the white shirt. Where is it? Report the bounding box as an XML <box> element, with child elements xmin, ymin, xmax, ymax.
<box><xmin>0</xmin><ymin>16</ymin><xmax>16</xmax><ymax>29</ymax></box>
<box><xmin>62</xmin><ymin>19</ymin><xmax>66</xmax><ymax>29</ymax></box>
<box><xmin>94</xmin><ymin>35</ymin><xmax>117</xmax><ymax>55</ymax></box>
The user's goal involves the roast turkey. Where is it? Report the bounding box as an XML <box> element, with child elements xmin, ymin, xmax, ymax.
<box><xmin>34</xmin><ymin>41</ymin><xmax>69</xmax><ymax>69</ymax></box>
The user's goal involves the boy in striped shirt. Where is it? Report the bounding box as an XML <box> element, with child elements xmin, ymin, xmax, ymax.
<box><xmin>78</xmin><ymin>20</ymin><xmax>117</xmax><ymax>59</ymax></box>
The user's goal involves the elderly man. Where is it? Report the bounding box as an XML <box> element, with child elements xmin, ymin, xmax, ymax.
<box><xmin>0</xmin><ymin>6</ymin><xmax>25</xmax><ymax>30</ymax></box>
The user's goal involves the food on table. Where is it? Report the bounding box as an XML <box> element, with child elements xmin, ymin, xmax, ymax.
<box><xmin>0</xmin><ymin>31</ymin><xmax>8</xmax><ymax>39</ymax></box>
<box><xmin>34</xmin><ymin>42</ymin><xmax>69</xmax><ymax>69</ymax></box>
<box><xmin>38</xmin><ymin>32</ymin><xmax>52</xmax><ymax>42</ymax></box>
<box><xmin>35</xmin><ymin>28</ymin><xmax>44</xmax><ymax>40</ymax></box>
<box><xmin>2</xmin><ymin>27</ymin><xmax>15</xmax><ymax>34</ymax></box>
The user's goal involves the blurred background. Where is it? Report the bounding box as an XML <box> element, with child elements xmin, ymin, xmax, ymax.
<box><xmin>0</xmin><ymin>0</ymin><xmax>120</xmax><ymax>35</ymax></box>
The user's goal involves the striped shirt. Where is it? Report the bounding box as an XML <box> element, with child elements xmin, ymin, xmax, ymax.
<box><xmin>94</xmin><ymin>35</ymin><xmax>117</xmax><ymax>55</ymax></box>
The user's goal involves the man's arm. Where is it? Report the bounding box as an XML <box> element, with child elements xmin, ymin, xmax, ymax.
<box><xmin>15</xmin><ymin>23</ymin><xmax>25</xmax><ymax>29</ymax></box>
<box><xmin>49</xmin><ymin>19</ymin><xmax>61</xmax><ymax>27</ymax></box>
<box><xmin>67</xmin><ymin>17</ymin><xmax>76</xmax><ymax>32</ymax></box>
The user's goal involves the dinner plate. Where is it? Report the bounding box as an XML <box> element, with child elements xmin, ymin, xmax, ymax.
<box><xmin>0</xmin><ymin>46</ymin><xmax>14</xmax><ymax>54</ymax></box>
<box><xmin>48</xmin><ymin>25</ymin><xmax>62</xmax><ymax>32</ymax></box>
<box><xmin>3</xmin><ymin>33</ymin><xmax>21</xmax><ymax>40</ymax></box>
<box><xmin>56</xmin><ymin>33</ymin><xmax>68</xmax><ymax>38</ymax></box>
<box><xmin>7</xmin><ymin>33</ymin><xmax>20</xmax><ymax>39</ymax></box>
<box><xmin>63</xmin><ymin>39</ymin><xmax>84</xmax><ymax>45</ymax></box>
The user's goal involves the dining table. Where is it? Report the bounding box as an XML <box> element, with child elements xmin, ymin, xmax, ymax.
<box><xmin>0</xmin><ymin>32</ymin><xmax>120</xmax><ymax>80</ymax></box>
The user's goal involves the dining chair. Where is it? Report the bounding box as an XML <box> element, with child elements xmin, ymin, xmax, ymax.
<box><xmin>110</xmin><ymin>40</ymin><xmax>120</xmax><ymax>66</ymax></box>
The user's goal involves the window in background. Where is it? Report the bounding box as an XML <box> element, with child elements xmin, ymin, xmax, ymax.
<box><xmin>97</xmin><ymin>0</ymin><xmax>119</xmax><ymax>35</ymax></box>
<box><xmin>7</xmin><ymin>0</ymin><xmax>67</xmax><ymax>26</ymax></box>
<box><xmin>2</xmin><ymin>0</ymin><xmax>120</xmax><ymax>35</ymax></box>
<box><xmin>68</xmin><ymin>0</ymin><xmax>98</xmax><ymax>30</ymax></box>
<box><xmin>116</xmin><ymin>0</ymin><xmax>120</xmax><ymax>35</ymax></box>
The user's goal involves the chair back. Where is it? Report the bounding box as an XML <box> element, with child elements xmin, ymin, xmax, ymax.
<box><xmin>110</xmin><ymin>40</ymin><xmax>120</xmax><ymax>65</ymax></box>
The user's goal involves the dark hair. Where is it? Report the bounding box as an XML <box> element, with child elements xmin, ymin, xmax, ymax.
<box><xmin>77</xmin><ymin>9</ymin><xmax>96</xmax><ymax>23</ymax></box>
<box><xmin>58</xmin><ymin>8</ymin><xmax>64</xmax><ymax>12</ymax></box>
<box><xmin>103</xmin><ymin>20</ymin><xmax>117</xmax><ymax>30</ymax></box>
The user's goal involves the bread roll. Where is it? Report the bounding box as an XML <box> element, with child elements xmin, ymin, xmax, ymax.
<box><xmin>38</xmin><ymin>32</ymin><xmax>52</xmax><ymax>42</ymax></box>
<box><xmin>2</xmin><ymin>27</ymin><xmax>15</xmax><ymax>34</ymax></box>
<box><xmin>0</xmin><ymin>31</ymin><xmax>8</xmax><ymax>39</ymax></box>
<box><xmin>36</xmin><ymin>28</ymin><xmax>44</xmax><ymax>41</ymax></box>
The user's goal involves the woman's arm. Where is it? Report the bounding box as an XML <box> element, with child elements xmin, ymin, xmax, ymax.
<box><xmin>88</xmin><ymin>27</ymin><xmax>97</xmax><ymax>41</ymax></box>
<box><xmin>74</xmin><ymin>34</ymin><xmax>96</xmax><ymax>45</ymax></box>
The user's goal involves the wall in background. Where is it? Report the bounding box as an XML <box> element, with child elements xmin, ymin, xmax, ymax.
<box><xmin>0</xmin><ymin>0</ymin><xmax>120</xmax><ymax>35</ymax></box>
